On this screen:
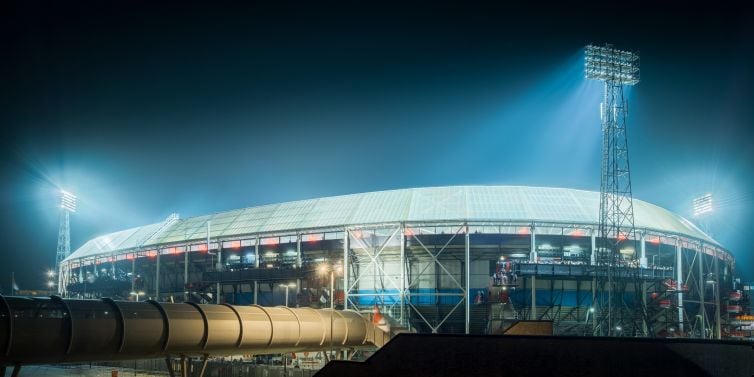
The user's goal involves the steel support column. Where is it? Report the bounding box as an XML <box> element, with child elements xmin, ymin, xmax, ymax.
<box><xmin>676</xmin><ymin>237</ymin><xmax>684</xmax><ymax>333</ymax></box>
<box><xmin>713</xmin><ymin>250</ymin><xmax>721</xmax><ymax>339</ymax></box>
<box><xmin>216</xmin><ymin>282</ymin><xmax>221</xmax><ymax>304</ymax></box>
<box><xmin>400</xmin><ymin>224</ymin><xmax>406</xmax><ymax>327</ymax></box>
<box><xmin>131</xmin><ymin>257</ymin><xmax>136</xmax><ymax>297</ymax></box>
<box><xmin>530</xmin><ymin>225</ymin><xmax>537</xmax><ymax>263</ymax></box>
<box><xmin>254</xmin><ymin>239</ymin><xmax>260</xmax><ymax>269</ymax></box>
<box><xmin>530</xmin><ymin>224</ymin><xmax>536</xmax><ymax>320</ymax></box>
<box><xmin>156</xmin><ymin>250</ymin><xmax>161</xmax><ymax>301</ymax></box>
<box><xmin>531</xmin><ymin>275</ymin><xmax>537</xmax><ymax>320</ymax></box>
<box><xmin>642</xmin><ymin>280</ymin><xmax>648</xmax><ymax>336</ymax></box>
<box><xmin>343</xmin><ymin>227</ymin><xmax>349</xmax><ymax>311</ymax></box>
<box><xmin>640</xmin><ymin>233</ymin><xmax>647</xmax><ymax>268</ymax></box>
<box><xmin>464</xmin><ymin>224</ymin><xmax>470</xmax><ymax>334</ymax></box>
<box><xmin>698</xmin><ymin>242</ymin><xmax>705</xmax><ymax>338</ymax></box>
<box><xmin>297</xmin><ymin>234</ymin><xmax>302</xmax><ymax>268</ymax></box>
<box><xmin>184</xmin><ymin>247</ymin><xmax>189</xmax><ymax>302</ymax></box>
<box><xmin>592</xmin><ymin>276</ymin><xmax>597</xmax><ymax>334</ymax></box>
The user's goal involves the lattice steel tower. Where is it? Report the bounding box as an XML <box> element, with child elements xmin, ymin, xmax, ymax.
<box><xmin>585</xmin><ymin>45</ymin><xmax>642</xmax><ymax>336</ymax></box>
<box><xmin>56</xmin><ymin>190</ymin><xmax>76</xmax><ymax>294</ymax></box>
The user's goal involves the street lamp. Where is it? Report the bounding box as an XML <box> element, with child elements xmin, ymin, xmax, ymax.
<box><xmin>318</xmin><ymin>261</ymin><xmax>343</xmax><ymax>361</ymax></box>
<box><xmin>279</xmin><ymin>282</ymin><xmax>297</xmax><ymax>307</ymax></box>
<box><xmin>130</xmin><ymin>291</ymin><xmax>145</xmax><ymax>302</ymax></box>
<box><xmin>318</xmin><ymin>263</ymin><xmax>343</xmax><ymax>310</ymax></box>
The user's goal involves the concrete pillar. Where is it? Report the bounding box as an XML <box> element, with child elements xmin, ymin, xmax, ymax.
<box><xmin>253</xmin><ymin>280</ymin><xmax>258</xmax><ymax>305</ymax></box>
<box><xmin>590</xmin><ymin>232</ymin><xmax>597</xmax><ymax>266</ymax></box>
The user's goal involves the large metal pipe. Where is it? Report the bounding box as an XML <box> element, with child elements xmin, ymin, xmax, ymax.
<box><xmin>0</xmin><ymin>295</ymin><xmax>389</xmax><ymax>366</ymax></box>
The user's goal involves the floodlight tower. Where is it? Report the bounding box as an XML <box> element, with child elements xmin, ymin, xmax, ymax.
<box><xmin>585</xmin><ymin>44</ymin><xmax>641</xmax><ymax>336</ymax></box>
<box><xmin>55</xmin><ymin>190</ymin><xmax>76</xmax><ymax>294</ymax></box>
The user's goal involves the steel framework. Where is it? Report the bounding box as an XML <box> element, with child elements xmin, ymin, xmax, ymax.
<box><xmin>586</xmin><ymin>44</ymin><xmax>643</xmax><ymax>336</ymax></box>
<box><xmin>55</xmin><ymin>191</ymin><xmax>76</xmax><ymax>293</ymax></box>
<box><xmin>59</xmin><ymin>217</ymin><xmax>734</xmax><ymax>340</ymax></box>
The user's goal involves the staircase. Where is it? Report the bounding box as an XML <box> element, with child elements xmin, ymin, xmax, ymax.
<box><xmin>486</xmin><ymin>285</ymin><xmax>519</xmax><ymax>334</ymax></box>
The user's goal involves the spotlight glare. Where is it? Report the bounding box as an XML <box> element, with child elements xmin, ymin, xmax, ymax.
<box><xmin>693</xmin><ymin>193</ymin><xmax>713</xmax><ymax>217</ymax></box>
<box><xmin>60</xmin><ymin>190</ymin><xmax>77</xmax><ymax>213</ymax></box>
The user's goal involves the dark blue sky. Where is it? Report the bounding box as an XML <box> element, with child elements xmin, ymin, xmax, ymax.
<box><xmin>2</xmin><ymin>1</ymin><xmax>753</xmax><ymax>289</ymax></box>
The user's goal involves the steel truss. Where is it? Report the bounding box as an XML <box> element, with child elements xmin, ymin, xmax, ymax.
<box><xmin>594</xmin><ymin>74</ymin><xmax>642</xmax><ymax>337</ymax></box>
<box><xmin>60</xmin><ymin>218</ymin><xmax>730</xmax><ymax>339</ymax></box>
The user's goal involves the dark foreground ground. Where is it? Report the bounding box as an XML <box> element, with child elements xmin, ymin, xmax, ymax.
<box><xmin>317</xmin><ymin>334</ymin><xmax>754</xmax><ymax>377</ymax></box>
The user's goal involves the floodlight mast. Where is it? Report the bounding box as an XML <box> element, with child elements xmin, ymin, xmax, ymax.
<box><xmin>585</xmin><ymin>44</ymin><xmax>642</xmax><ymax>337</ymax></box>
<box><xmin>56</xmin><ymin>190</ymin><xmax>77</xmax><ymax>295</ymax></box>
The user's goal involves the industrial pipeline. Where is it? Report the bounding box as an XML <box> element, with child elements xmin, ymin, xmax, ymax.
<box><xmin>0</xmin><ymin>295</ymin><xmax>390</xmax><ymax>367</ymax></box>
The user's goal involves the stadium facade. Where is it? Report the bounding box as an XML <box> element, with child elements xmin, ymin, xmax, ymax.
<box><xmin>61</xmin><ymin>186</ymin><xmax>741</xmax><ymax>339</ymax></box>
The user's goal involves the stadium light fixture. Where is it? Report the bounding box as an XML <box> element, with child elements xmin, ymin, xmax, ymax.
<box><xmin>47</xmin><ymin>270</ymin><xmax>55</xmax><ymax>278</ymax></box>
<box><xmin>693</xmin><ymin>193</ymin><xmax>713</xmax><ymax>217</ymax></box>
<box><xmin>584</xmin><ymin>45</ymin><xmax>640</xmax><ymax>85</ymax></box>
<box><xmin>60</xmin><ymin>190</ymin><xmax>77</xmax><ymax>213</ymax></box>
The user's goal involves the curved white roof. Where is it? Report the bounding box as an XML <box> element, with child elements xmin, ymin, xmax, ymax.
<box><xmin>66</xmin><ymin>186</ymin><xmax>721</xmax><ymax>261</ymax></box>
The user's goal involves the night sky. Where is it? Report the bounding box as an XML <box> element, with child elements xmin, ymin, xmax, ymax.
<box><xmin>2</xmin><ymin>1</ymin><xmax>753</xmax><ymax>290</ymax></box>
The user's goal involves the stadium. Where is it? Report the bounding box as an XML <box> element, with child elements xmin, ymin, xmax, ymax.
<box><xmin>59</xmin><ymin>185</ymin><xmax>739</xmax><ymax>339</ymax></box>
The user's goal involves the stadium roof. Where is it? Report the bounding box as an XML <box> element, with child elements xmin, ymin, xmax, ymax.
<box><xmin>66</xmin><ymin>186</ymin><xmax>720</xmax><ymax>261</ymax></box>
